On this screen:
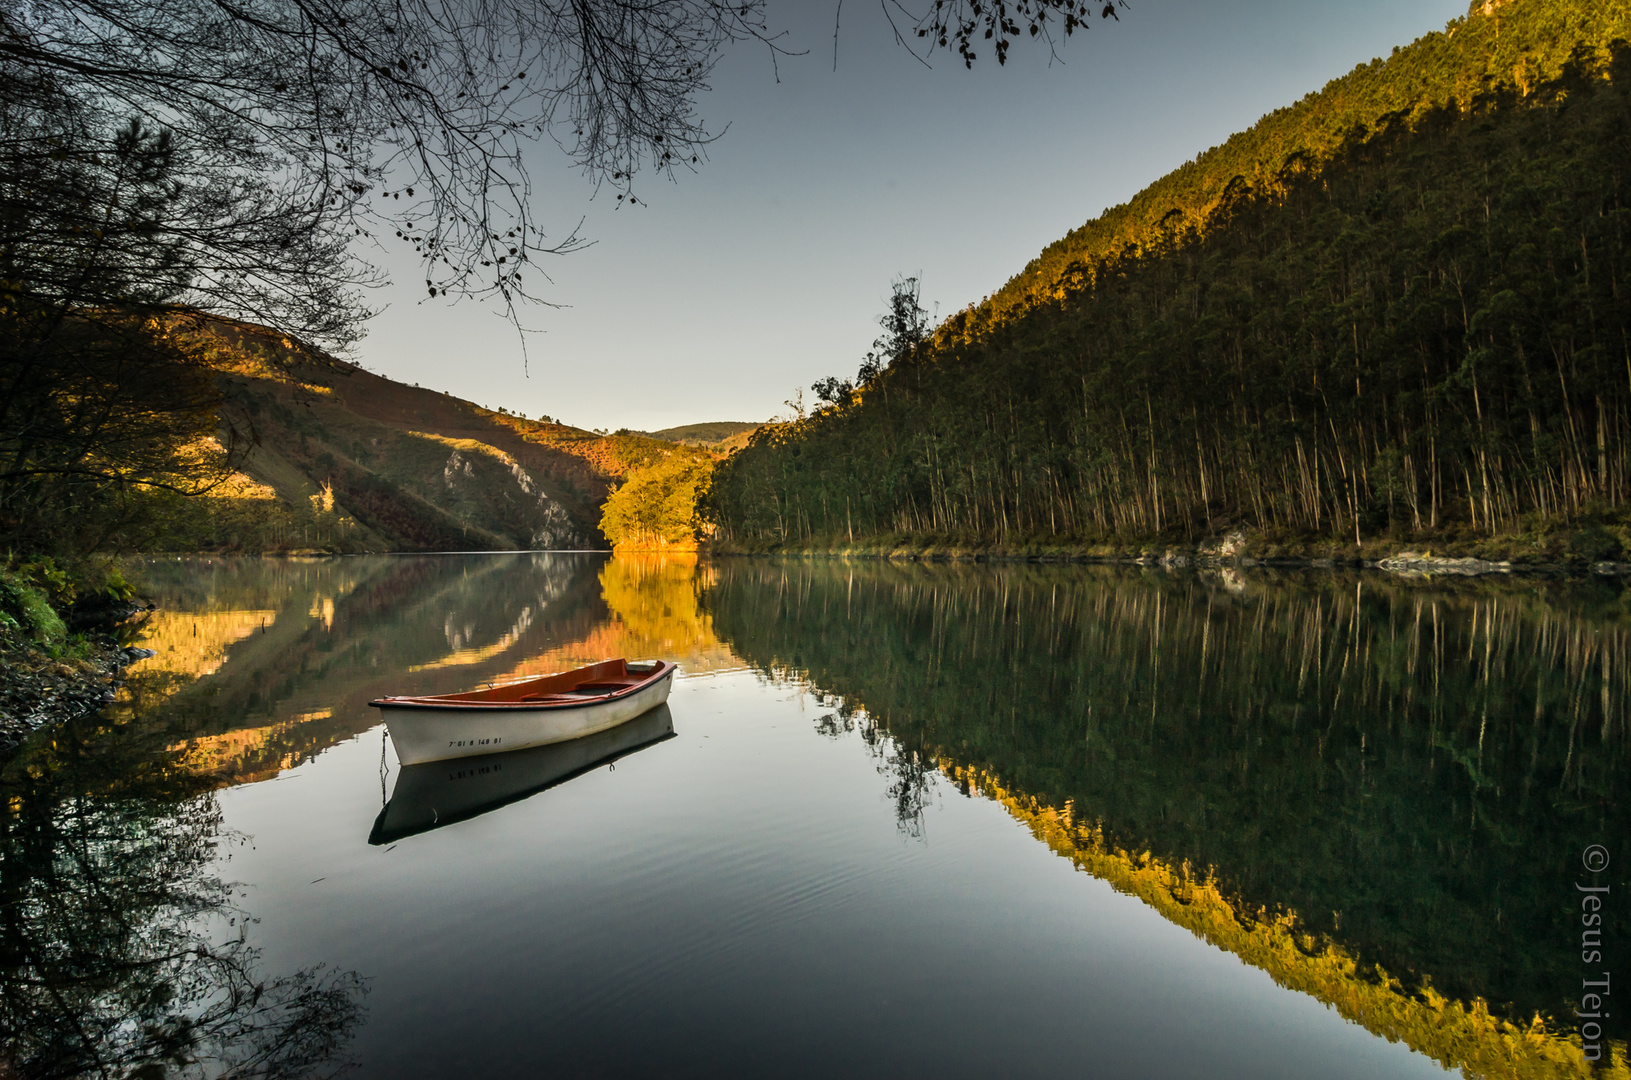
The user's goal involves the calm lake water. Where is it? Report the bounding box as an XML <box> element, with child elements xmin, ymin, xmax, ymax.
<box><xmin>2</xmin><ymin>553</ymin><xmax>1626</xmax><ymax>1078</ymax></box>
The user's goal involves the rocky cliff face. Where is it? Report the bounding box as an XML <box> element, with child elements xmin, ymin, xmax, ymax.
<box><xmin>433</xmin><ymin>442</ymin><xmax>585</xmax><ymax>550</ymax></box>
<box><xmin>177</xmin><ymin>318</ymin><xmax>619</xmax><ymax>552</ymax></box>
<box><xmin>220</xmin><ymin>379</ymin><xmax>609</xmax><ymax>551</ymax></box>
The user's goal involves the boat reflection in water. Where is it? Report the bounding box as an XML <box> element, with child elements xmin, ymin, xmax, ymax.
<box><xmin>369</xmin><ymin>704</ymin><xmax>676</xmax><ymax>844</ymax></box>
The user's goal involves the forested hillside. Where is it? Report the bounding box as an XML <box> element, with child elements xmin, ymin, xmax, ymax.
<box><xmin>707</xmin><ymin>0</ymin><xmax>1631</xmax><ymax>559</ymax></box>
<box><xmin>91</xmin><ymin>319</ymin><xmax>683</xmax><ymax>553</ymax></box>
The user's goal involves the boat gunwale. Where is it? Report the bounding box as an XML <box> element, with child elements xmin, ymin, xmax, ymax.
<box><xmin>368</xmin><ymin>660</ymin><xmax>676</xmax><ymax>711</ymax></box>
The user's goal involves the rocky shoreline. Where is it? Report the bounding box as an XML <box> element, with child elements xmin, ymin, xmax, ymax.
<box><xmin>1153</xmin><ymin>555</ymin><xmax>1631</xmax><ymax>576</ymax></box>
<box><xmin>709</xmin><ymin>531</ymin><xmax>1631</xmax><ymax>578</ymax></box>
<box><xmin>1130</xmin><ymin>549</ymin><xmax>1631</xmax><ymax>577</ymax></box>
<box><xmin>0</xmin><ymin>640</ymin><xmax>154</xmax><ymax>758</ymax></box>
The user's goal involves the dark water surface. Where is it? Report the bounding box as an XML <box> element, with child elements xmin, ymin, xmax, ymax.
<box><xmin>3</xmin><ymin>554</ymin><xmax>1626</xmax><ymax>1078</ymax></box>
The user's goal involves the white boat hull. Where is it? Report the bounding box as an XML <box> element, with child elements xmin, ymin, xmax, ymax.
<box><xmin>381</xmin><ymin>669</ymin><xmax>675</xmax><ymax>765</ymax></box>
<box><xmin>370</xmin><ymin>705</ymin><xmax>676</xmax><ymax>843</ymax></box>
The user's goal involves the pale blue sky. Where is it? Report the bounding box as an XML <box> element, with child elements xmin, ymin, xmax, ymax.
<box><xmin>356</xmin><ymin>0</ymin><xmax>1471</xmax><ymax>432</ymax></box>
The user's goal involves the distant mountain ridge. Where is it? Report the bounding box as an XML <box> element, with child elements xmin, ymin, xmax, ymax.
<box><xmin>641</xmin><ymin>422</ymin><xmax>760</xmax><ymax>448</ymax></box>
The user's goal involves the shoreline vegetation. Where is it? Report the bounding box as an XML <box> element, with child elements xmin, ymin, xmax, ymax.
<box><xmin>0</xmin><ymin>560</ymin><xmax>155</xmax><ymax>755</ymax></box>
<box><xmin>705</xmin><ymin>522</ymin><xmax>1631</xmax><ymax>575</ymax></box>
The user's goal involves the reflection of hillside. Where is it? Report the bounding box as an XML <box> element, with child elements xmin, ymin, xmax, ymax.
<box><xmin>485</xmin><ymin>554</ymin><xmax>737</xmax><ymax>682</ymax></box>
<box><xmin>136</xmin><ymin>609</ymin><xmax>278</xmax><ymax>678</ymax></box>
<box><xmin>597</xmin><ymin>554</ymin><xmax>735</xmax><ymax>671</ymax></box>
<box><xmin>409</xmin><ymin>605</ymin><xmax>538</xmax><ymax>672</ymax></box>
<box><xmin>114</xmin><ymin>554</ymin><xmax>737</xmax><ymax>790</ymax></box>
<box><xmin>705</xmin><ymin>560</ymin><xmax>1631</xmax><ymax>1080</ymax></box>
<box><xmin>167</xmin><ymin>717</ymin><xmax>309</xmax><ymax>784</ymax></box>
<box><xmin>119</xmin><ymin>555</ymin><xmax>610</xmax><ymax>787</ymax></box>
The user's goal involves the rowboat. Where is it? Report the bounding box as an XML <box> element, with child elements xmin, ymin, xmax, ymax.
<box><xmin>369</xmin><ymin>658</ymin><xmax>677</xmax><ymax>765</ymax></box>
<box><xmin>369</xmin><ymin>704</ymin><xmax>676</xmax><ymax>844</ymax></box>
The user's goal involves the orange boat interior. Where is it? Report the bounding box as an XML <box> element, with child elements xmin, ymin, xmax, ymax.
<box><xmin>378</xmin><ymin>659</ymin><xmax>665</xmax><ymax>707</ymax></box>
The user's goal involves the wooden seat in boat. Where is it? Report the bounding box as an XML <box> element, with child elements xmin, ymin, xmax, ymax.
<box><xmin>518</xmin><ymin>682</ymin><xmax>637</xmax><ymax>702</ymax></box>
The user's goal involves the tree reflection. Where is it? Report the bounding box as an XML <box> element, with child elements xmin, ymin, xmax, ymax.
<box><xmin>707</xmin><ymin>561</ymin><xmax>1631</xmax><ymax>1074</ymax></box>
<box><xmin>813</xmin><ymin>702</ymin><xmax>934</xmax><ymax>838</ymax></box>
<box><xmin>0</xmin><ymin>721</ymin><xmax>365</xmax><ymax>1079</ymax></box>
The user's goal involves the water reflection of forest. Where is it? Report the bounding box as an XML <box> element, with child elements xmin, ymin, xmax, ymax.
<box><xmin>0</xmin><ymin>699</ymin><xmax>367</xmax><ymax>1078</ymax></box>
<box><xmin>703</xmin><ymin>560</ymin><xmax>1631</xmax><ymax>1079</ymax></box>
<box><xmin>10</xmin><ymin>554</ymin><xmax>1631</xmax><ymax>1077</ymax></box>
